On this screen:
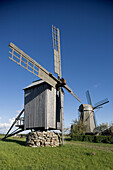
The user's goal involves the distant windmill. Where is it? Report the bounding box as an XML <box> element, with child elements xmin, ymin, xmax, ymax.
<box><xmin>3</xmin><ymin>26</ymin><xmax>81</xmax><ymax>140</ymax></box>
<box><xmin>79</xmin><ymin>90</ymin><xmax>109</xmax><ymax>133</ymax></box>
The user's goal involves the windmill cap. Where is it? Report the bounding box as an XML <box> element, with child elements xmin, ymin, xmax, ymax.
<box><xmin>79</xmin><ymin>104</ymin><xmax>93</xmax><ymax>112</ymax></box>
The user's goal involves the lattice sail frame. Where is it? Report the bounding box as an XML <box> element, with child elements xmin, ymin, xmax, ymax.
<box><xmin>9</xmin><ymin>42</ymin><xmax>57</xmax><ymax>88</ymax></box>
<box><xmin>52</xmin><ymin>25</ymin><xmax>61</xmax><ymax>78</ymax></box>
<box><xmin>94</xmin><ymin>98</ymin><xmax>109</xmax><ymax>109</ymax></box>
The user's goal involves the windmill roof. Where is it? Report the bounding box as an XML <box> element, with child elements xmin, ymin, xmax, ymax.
<box><xmin>24</xmin><ymin>79</ymin><xmax>46</xmax><ymax>90</ymax></box>
<box><xmin>79</xmin><ymin>104</ymin><xmax>93</xmax><ymax>111</ymax></box>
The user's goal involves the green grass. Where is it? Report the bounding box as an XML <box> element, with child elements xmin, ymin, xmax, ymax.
<box><xmin>65</xmin><ymin>136</ymin><xmax>113</xmax><ymax>148</ymax></box>
<box><xmin>0</xmin><ymin>137</ymin><xmax>113</xmax><ymax>170</ymax></box>
<box><xmin>71</xmin><ymin>140</ymin><xmax>113</xmax><ymax>147</ymax></box>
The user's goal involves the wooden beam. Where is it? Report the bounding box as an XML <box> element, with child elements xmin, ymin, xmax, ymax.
<box><xmin>4</xmin><ymin>109</ymin><xmax>24</xmax><ymax>139</ymax></box>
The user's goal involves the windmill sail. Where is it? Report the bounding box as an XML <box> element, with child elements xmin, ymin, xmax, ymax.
<box><xmin>93</xmin><ymin>111</ymin><xmax>97</xmax><ymax>127</ymax></box>
<box><xmin>93</xmin><ymin>98</ymin><xmax>109</xmax><ymax>109</ymax></box>
<box><xmin>9</xmin><ymin>42</ymin><xmax>57</xmax><ymax>88</ymax></box>
<box><xmin>64</xmin><ymin>84</ymin><xmax>81</xmax><ymax>102</ymax></box>
<box><xmin>52</xmin><ymin>25</ymin><xmax>61</xmax><ymax>78</ymax></box>
<box><xmin>86</xmin><ymin>90</ymin><xmax>92</xmax><ymax>106</ymax></box>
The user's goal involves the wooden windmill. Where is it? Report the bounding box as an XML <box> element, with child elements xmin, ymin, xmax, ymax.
<box><xmin>4</xmin><ymin>26</ymin><xmax>81</xmax><ymax>140</ymax></box>
<box><xmin>79</xmin><ymin>90</ymin><xmax>109</xmax><ymax>133</ymax></box>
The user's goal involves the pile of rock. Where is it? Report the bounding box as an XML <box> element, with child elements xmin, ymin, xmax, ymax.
<box><xmin>26</xmin><ymin>131</ymin><xmax>61</xmax><ymax>147</ymax></box>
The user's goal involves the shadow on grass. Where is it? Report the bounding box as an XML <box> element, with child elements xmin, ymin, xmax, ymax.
<box><xmin>2</xmin><ymin>138</ymin><xmax>26</xmax><ymax>146</ymax></box>
<box><xmin>64</xmin><ymin>137</ymin><xmax>72</xmax><ymax>141</ymax></box>
<box><xmin>85</xmin><ymin>152</ymin><xmax>93</xmax><ymax>156</ymax></box>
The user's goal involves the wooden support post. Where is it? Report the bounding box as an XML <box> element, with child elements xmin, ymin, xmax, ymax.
<box><xmin>62</xmin><ymin>117</ymin><xmax>64</xmax><ymax>145</ymax></box>
<box><xmin>60</xmin><ymin>88</ymin><xmax>64</xmax><ymax>145</ymax></box>
<box><xmin>4</xmin><ymin>109</ymin><xmax>24</xmax><ymax>139</ymax></box>
<box><xmin>2</xmin><ymin>129</ymin><xmax>24</xmax><ymax>140</ymax></box>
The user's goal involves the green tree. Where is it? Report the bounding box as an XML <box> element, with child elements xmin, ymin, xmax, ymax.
<box><xmin>71</xmin><ymin>119</ymin><xmax>87</xmax><ymax>137</ymax></box>
<box><xmin>109</xmin><ymin>123</ymin><xmax>113</xmax><ymax>134</ymax></box>
<box><xmin>93</xmin><ymin>123</ymin><xmax>108</xmax><ymax>133</ymax></box>
<box><xmin>94</xmin><ymin>123</ymin><xmax>113</xmax><ymax>136</ymax></box>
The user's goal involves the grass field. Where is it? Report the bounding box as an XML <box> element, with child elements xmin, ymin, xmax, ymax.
<box><xmin>0</xmin><ymin>136</ymin><xmax>113</xmax><ymax>170</ymax></box>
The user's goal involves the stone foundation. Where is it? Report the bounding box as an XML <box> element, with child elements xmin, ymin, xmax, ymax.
<box><xmin>26</xmin><ymin>131</ymin><xmax>61</xmax><ymax>147</ymax></box>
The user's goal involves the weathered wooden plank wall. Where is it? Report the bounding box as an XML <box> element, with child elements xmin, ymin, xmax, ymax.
<box><xmin>24</xmin><ymin>83</ymin><xmax>47</xmax><ymax>130</ymax></box>
<box><xmin>24</xmin><ymin>81</ymin><xmax>63</xmax><ymax>131</ymax></box>
<box><xmin>46</xmin><ymin>86</ymin><xmax>56</xmax><ymax>129</ymax></box>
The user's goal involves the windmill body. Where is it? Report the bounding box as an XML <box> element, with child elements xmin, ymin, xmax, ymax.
<box><xmin>24</xmin><ymin>80</ymin><xmax>63</xmax><ymax>131</ymax></box>
<box><xmin>79</xmin><ymin>90</ymin><xmax>109</xmax><ymax>133</ymax></box>
<box><xmin>79</xmin><ymin>104</ymin><xmax>95</xmax><ymax>133</ymax></box>
<box><xmin>3</xmin><ymin>26</ymin><xmax>81</xmax><ymax>139</ymax></box>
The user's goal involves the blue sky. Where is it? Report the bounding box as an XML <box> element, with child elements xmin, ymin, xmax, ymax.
<box><xmin>0</xmin><ymin>0</ymin><xmax>113</xmax><ymax>133</ymax></box>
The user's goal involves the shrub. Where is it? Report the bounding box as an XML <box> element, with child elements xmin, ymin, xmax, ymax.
<box><xmin>103</xmin><ymin>136</ymin><xmax>112</xmax><ymax>143</ymax></box>
<box><xmin>83</xmin><ymin>135</ymin><xmax>89</xmax><ymax>142</ymax></box>
<box><xmin>72</xmin><ymin>135</ymin><xmax>84</xmax><ymax>141</ymax></box>
<box><xmin>94</xmin><ymin>135</ymin><xmax>104</xmax><ymax>143</ymax></box>
<box><xmin>78</xmin><ymin>135</ymin><xmax>84</xmax><ymax>141</ymax></box>
<box><xmin>87</xmin><ymin>135</ymin><xmax>94</xmax><ymax>142</ymax></box>
<box><xmin>72</xmin><ymin>135</ymin><xmax>112</xmax><ymax>144</ymax></box>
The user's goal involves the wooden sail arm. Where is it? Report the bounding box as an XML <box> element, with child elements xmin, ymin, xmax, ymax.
<box><xmin>9</xmin><ymin>42</ymin><xmax>58</xmax><ymax>88</ymax></box>
<box><xmin>64</xmin><ymin>84</ymin><xmax>81</xmax><ymax>102</ymax></box>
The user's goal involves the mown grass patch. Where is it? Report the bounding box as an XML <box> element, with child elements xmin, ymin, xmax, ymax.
<box><xmin>0</xmin><ymin>137</ymin><xmax>113</xmax><ymax>169</ymax></box>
